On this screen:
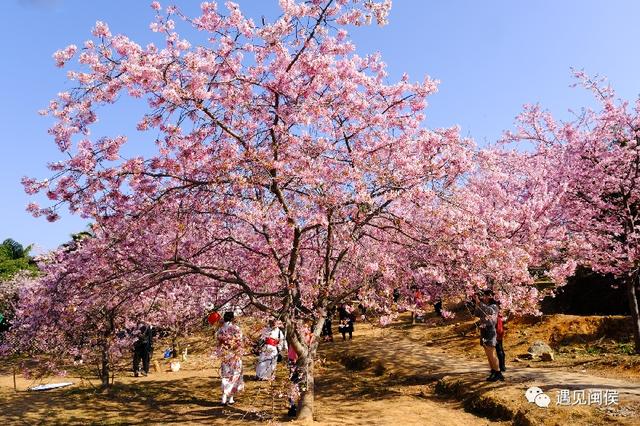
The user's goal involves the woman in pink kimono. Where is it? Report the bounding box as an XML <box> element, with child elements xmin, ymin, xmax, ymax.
<box><xmin>216</xmin><ymin>311</ymin><xmax>245</xmax><ymax>405</ymax></box>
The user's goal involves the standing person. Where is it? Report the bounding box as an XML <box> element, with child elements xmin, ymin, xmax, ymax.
<box><xmin>413</xmin><ymin>288</ymin><xmax>425</xmax><ymax>323</ymax></box>
<box><xmin>472</xmin><ymin>290</ymin><xmax>503</xmax><ymax>382</ymax></box>
<box><xmin>286</xmin><ymin>343</ymin><xmax>301</xmax><ymax>417</ymax></box>
<box><xmin>133</xmin><ymin>324</ymin><xmax>153</xmax><ymax>377</ymax></box>
<box><xmin>256</xmin><ymin>319</ymin><xmax>287</xmax><ymax>380</ymax></box>
<box><xmin>320</xmin><ymin>307</ymin><xmax>334</xmax><ymax>342</ymax></box>
<box><xmin>216</xmin><ymin>311</ymin><xmax>245</xmax><ymax>405</ymax></box>
<box><xmin>495</xmin><ymin>307</ymin><xmax>507</xmax><ymax>372</ymax></box>
<box><xmin>338</xmin><ymin>304</ymin><xmax>354</xmax><ymax>340</ymax></box>
<box><xmin>393</xmin><ymin>288</ymin><xmax>401</xmax><ymax>304</ymax></box>
<box><xmin>320</xmin><ymin>317</ymin><xmax>333</xmax><ymax>342</ymax></box>
<box><xmin>433</xmin><ymin>298</ymin><xmax>444</xmax><ymax>318</ymax></box>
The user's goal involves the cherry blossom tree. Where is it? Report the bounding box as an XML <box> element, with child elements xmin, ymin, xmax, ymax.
<box><xmin>0</xmin><ymin>270</ymin><xmax>38</xmax><ymax>334</ymax></box>
<box><xmin>381</xmin><ymin>146</ymin><xmax>574</xmax><ymax>320</ymax></box>
<box><xmin>19</xmin><ymin>0</ymin><xmax>474</xmax><ymax>415</ymax></box>
<box><xmin>5</xmin><ymin>240</ymin><xmax>142</xmax><ymax>386</ymax></box>
<box><xmin>501</xmin><ymin>72</ymin><xmax>640</xmax><ymax>352</ymax></box>
<box><xmin>2</xmin><ymin>220</ymin><xmax>220</xmax><ymax>387</ymax></box>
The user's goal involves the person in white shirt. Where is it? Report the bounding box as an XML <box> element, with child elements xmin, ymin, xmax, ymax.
<box><xmin>256</xmin><ymin>319</ymin><xmax>287</xmax><ymax>380</ymax></box>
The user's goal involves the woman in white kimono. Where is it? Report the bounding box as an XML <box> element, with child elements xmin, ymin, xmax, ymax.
<box><xmin>216</xmin><ymin>311</ymin><xmax>245</xmax><ymax>405</ymax></box>
<box><xmin>255</xmin><ymin>319</ymin><xmax>287</xmax><ymax>380</ymax></box>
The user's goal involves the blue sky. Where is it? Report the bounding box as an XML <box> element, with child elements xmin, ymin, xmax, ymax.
<box><xmin>1</xmin><ymin>0</ymin><xmax>639</xmax><ymax>252</ymax></box>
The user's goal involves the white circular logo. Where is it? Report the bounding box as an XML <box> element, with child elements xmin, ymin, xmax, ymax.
<box><xmin>525</xmin><ymin>386</ymin><xmax>544</xmax><ymax>403</ymax></box>
<box><xmin>534</xmin><ymin>393</ymin><xmax>551</xmax><ymax>408</ymax></box>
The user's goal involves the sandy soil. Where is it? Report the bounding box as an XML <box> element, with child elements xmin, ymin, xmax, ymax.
<box><xmin>316</xmin><ymin>317</ymin><xmax>640</xmax><ymax>425</ymax></box>
<box><xmin>0</xmin><ymin>335</ymin><xmax>497</xmax><ymax>425</ymax></box>
<box><xmin>314</xmin><ymin>332</ymin><xmax>503</xmax><ymax>426</ymax></box>
<box><xmin>1</xmin><ymin>312</ymin><xmax>639</xmax><ymax>425</ymax></box>
<box><xmin>406</xmin><ymin>310</ymin><xmax>640</xmax><ymax>382</ymax></box>
<box><xmin>0</xmin><ymin>362</ymin><xmax>497</xmax><ymax>425</ymax></box>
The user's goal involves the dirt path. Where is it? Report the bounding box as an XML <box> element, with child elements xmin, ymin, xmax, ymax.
<box><xmin>1</xmin><ymin>321</ymin><xmax>638</xmax><ymax>425</ymax></box>
<box><xmin>313</xmin><ymin>324</ymin><xmax>505</xmax><ymax>426</ymax></box>
<box><xmin>1</xmin><ymin>359</ymin><xmax>497</xmax><ymax>425</ymax></box>
<box><xmin>315</xmin><ymin>321</ymin><xmax>640</xmax><ymax>425</ymax></box>
<box><xmin>315</xmin><ymin>392</ymin><xmax>498</xmax><ymax>426</ymax></box>
<box><xmin>342</xmin><ymin>323</ymin><xmax>640</xmax><ymax>397</ymax></box>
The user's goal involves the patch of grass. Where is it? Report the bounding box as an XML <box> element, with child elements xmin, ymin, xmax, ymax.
<box><xmin>584</xmin><ymin>346</ymin><xmax>603</xmax><ymax>355</ymax></box>
<box><xmin>617</xmin><ymin>342</ymin><xmax>635</xmax><ymax>355</ymax></box>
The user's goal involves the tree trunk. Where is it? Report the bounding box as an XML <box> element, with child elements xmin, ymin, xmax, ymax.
<box><xmin>99</xmin><ymin>343</ymin><xmax>110</xmax><ymax>388</ymax></box>
<box><xmin>171</xmin><ymin>335</ymin><xmax>179</xmax><ymax>358</ymax></box>
<box><xmin>285</xmin><ymin>312</ymin><xmax>324</xmax><ymax>422</ymax></box>
<box><xmin>626</xmin><ymin>274</ymin><xmax>640</xmax><ymax>354</ymax></box>
<box><xmin>297</xmin><ymin>351</ymin><xmax>315</xmax><ymax>421</ymax></box>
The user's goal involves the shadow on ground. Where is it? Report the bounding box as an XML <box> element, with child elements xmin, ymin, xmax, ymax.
<box><xmin>1</xmin><ymin>372</ymin><xmax>291</xmax><ymax>425</ymax></box>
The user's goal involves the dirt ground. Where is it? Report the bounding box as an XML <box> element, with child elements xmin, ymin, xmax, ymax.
<box><xmin>0</xmin><ymin>338</ymin><xmax>497</xmax><ymax>425</ymax></box>
<box><xmin>1</xmin><ymin>311</ymin><xmax>639</xmax><ymax>425</ymax></box>
<box><xmin>409</xmin><ymin>309</ymin><xmax>640</xmax><ymax>382</ymax></box>
<box><xmin>318</xmin><ymin>313</ymin><xmax>640</xmax><ymax>425</ymax></box>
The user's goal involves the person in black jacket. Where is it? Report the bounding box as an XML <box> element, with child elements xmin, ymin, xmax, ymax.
<box><xmin>337</xmin><ymin>304</ymin><xmax>354</xmax><ymax>340</ymax></box>
<box><xmin>320</xmin><ymin>307</ymin><xmax>335</xmax><ymax>342</ymax></box>
<box><xmin>133</xmin><ymin>325</ymin><xmax>153</xmax><ymax>377</ymax></box>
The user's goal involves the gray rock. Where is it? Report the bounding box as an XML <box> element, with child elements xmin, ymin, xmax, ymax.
<box><xmin>528</xmin><ymin>340</ymin><xmax>554</xmax><ymax>357</ymax></box>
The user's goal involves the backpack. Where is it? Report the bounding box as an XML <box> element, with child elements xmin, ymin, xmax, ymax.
<box><xmin>496</xmin><ymin>314</ymin><xmax>505</xmax><ymax>339</ymax></box>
